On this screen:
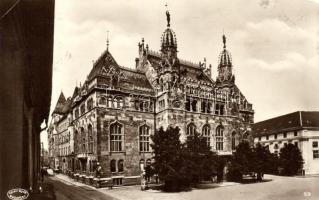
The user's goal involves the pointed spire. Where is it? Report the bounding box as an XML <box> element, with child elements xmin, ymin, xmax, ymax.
<box><xmin>106</xmin><ymin>30</ymin><xmax>110</xmax><ymax>51</ymax></box>
<box><xmin>223</xmin><ymin>34</ymin><xmax>226</xmax><ymax>49</ymax></box>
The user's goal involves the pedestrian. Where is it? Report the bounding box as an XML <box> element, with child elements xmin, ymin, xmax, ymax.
<box><xmin>95</xmin><ymin>162</ymin><xmax>102</xmax><ymax>178</ymax></box>
<box><xmin>41</xmin><ymin>167</ymin><xmax>45</xmax><ymax>182</ymax></box>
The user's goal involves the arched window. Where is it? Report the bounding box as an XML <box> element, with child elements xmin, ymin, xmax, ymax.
<box><xmin>80</xmin><ymin>127</ymin><xmax>85</xmax><ymax>153</ymax></box>
<box><xmin>88</xmin><ymin>124</ymin><xmax>93</xmax><ymax>153</ymax></box>
<box><xmin>216</xmin><ymin>126</ymin><xmax>224</xmax><ymax>151</ymax></box>
<box><xmin>110</xmin><ymin>159</ymin><xmax>116</xmax><ymax>172</ymax></box>
<box><xmin>232</xmin><ymin>131</ymin><xmax>237</xmax><ymax>150</ymax></box>
<box><xmin>117</xmin><ymin>97</ymin><xmax>124</xmax><ymax>108</ymax></box>
<box><xmin>139</xmin><ymin>125</ymin><xmax>150</xmax><ymax>152</ymax></box>
<box><xmin>187</xmin><ymin>123</ymin><xmax>196</xmax><ymax>137</ymax></box>
<box><xmin>80</xmin><ymin>104</ymin><xmax>85</xmax><ymax>115</ymax></box>
<box><xmin>87</xmin><ymin>98</ymin><xmax>93</xmax><ymax>110</ymax></box>
<box><xmin>202</xmin><ymin>124</ymin><xmax>211</xmax><ymax>147</ymax></box>
<box><xmin>99</xmin><ymin>97</ymin><xmax>106</xmax><ymax>105</ymax></box>
<box><xmin>110</xmin><ymin>122</ymin><xmax>123</xmax><ymax>152</ymax></box>
<box><xmin>118</xmin><ymin>159</ymin><xmax>124</xmax><ymax>172</ymax></box>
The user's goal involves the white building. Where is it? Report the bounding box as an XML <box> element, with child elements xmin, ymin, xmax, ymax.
<box><xmin>253</xmin><ymin>111</ymin><xmax>319</xmax><ymax>175</ymax></box>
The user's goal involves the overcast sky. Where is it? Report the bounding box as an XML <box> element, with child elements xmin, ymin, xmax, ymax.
<box><xmin>41</xmin><ymin>0</ymin><xmax>319</xmax><ymax>147</ymax></box>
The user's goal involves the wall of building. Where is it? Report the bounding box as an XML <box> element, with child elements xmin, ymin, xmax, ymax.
<box><xmin>254</xmin><ymin>129</ymin><xmax>319</xmax><ymax>175</ymax></box>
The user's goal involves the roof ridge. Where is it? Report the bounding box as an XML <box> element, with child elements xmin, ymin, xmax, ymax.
<box><xmin>147</xmin><ymin>49</ymin><xmax>201</xmax><ymax>68</ymax></box>
<box><xmin>118</xmin><ymin>65</ymin><xmax>144</xmax><ymax>74</ymax></box>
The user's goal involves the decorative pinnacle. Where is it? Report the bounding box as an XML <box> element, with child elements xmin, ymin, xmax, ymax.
<box><xmin>106</xmin><ymin>30</ymin><xmax>109</xmax><ymax>51</ymax></box>
<box><xmin>222</xmin><ymin>34</ymin><xmax>226</xmax><ymax>49</ymax></box>
<box><xmin>165</xmin><ymin>3</ymin><xmax>170</xmax><ymax>27</ymax></box>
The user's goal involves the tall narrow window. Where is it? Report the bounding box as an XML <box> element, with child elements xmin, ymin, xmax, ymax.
<box><xmin>139</xmin><ymin>125</ymin><xmax>150</xmax><ymax>152</ymax></box>
<box><xmin>215</xmin><ymin>104</ymin><xmax>220</xmax><ymax>115</ymax></box>
<box><xmin>117</xmin><ymin>97</ymin><xmax>124</xmax><ymax>108</ymax></box>
<box><xmin>232</xmin><ymin>131</ymin><xmax>236</xmax><ymax>150</ymax></box>
<box><xmin>80</xmin><ymin>104</ymin><xmax>85</xmax><ymax>115</ymax></box>
<box><xmin>88</xmin><ymin>124</ymin><xmax>93</xmax><ymax>153</ymax></box>
<box><xmin>107</xmin><ymin>97</ymin><xmax>113</xmax><ymax>108</ymax></box>
<box><xmin>110</xmin><ymin>122</ymin><xmax>123</xmax><ymax>152</ymax></box>
<box><xmin>110</xmin><ymin>159</ymin><xmax>116</xmax><ymax>172</ymax></box>
<box><xmin>216</xmin><ymin>126</ymin><xmax>224</xmax><ymax>151</ymax></box>
<box><xmin>201</xmin><ymin>101</ymin><xmax>207</xmax><ymax>113</ymax></box>
<box><xmin>87</xmin><ymin>98</ymin><xmax>93</xmax><ymax>110</ymax></box>
<box><xmin>187</xmin><ymin>123</ymin><xmax>197</xmax><ymax>137</ymax></box>
<box><xmin>81</xmin><ymin>127</ymin><xmax>85</xmax><ymax>153</ymax></box>
<box><xmin>202</xmin><ymin>124</ymin><xmax>211</xmax><ymax>147</ymax></box>
<box><xmin>118</xmin><ymin>159</ymin><xmax>124</xmax><ymax>172</ymax></box>
<box><xmin>191</xmin><ymin>100</ymin><xmax>197</xmax><ymax>112</ymax></box>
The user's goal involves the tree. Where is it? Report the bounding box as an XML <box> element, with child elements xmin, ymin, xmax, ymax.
<box><xmin>279</xmin><ymin>143</ymin><xmax>303</xmax><ymax>176</ymax></box>
<box><xmin>150</xmin><ymin>126</ymin><xmax>189</xmax><ymax>191</ymax></box>
<box><xmin>184</xmin><ymin>132</ymin><xmax>218</xmax><ymax>184</ymax></box>
<box><xmin>253</xmin><ymin>143</ymin><xmax>273</xmax><ymax>180</ymax></box>
<box><xmin>227</xmin><ymin>141</ymin><xmax>254</xmax><ymax>181</ymax></box>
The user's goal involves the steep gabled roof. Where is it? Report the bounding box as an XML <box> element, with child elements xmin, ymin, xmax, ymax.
<box><xmin>52</xmin><ymin>92</ymin><xmax>66</xmax><ymax>115</ymax></box>
<box><xmin>87</xmin><ymin>50</ymin><xmax>118</xmax><ymax>81</ymax></box>
<box><xmin>86</xmin><ymin>49</ymin><xmax>154</xmax><ymax>93</ymax></box>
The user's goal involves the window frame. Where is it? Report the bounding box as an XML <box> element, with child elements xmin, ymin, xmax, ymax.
<box><xmin>139</xmin><ymin>125</ymin><xmax>151</xmax><ymax>152</ymax></box>
<box><xmin>216</xmin><ymin>126</ymin><xmax>224</xmax><ymax>151</ymax></box>
<box><xmin>202</xmin><ymin>124</ymin><xmax>211</xmax><ymax>147</ymax></box>
<box><xmin>187</xmin><ymin>123</ymin><xmax>197</xmax><ymax>137</ymax></box>
<box><xmin>110</xmin><ymin>122</ymin><xmax>124</xmax><ymax>152</ymax></box>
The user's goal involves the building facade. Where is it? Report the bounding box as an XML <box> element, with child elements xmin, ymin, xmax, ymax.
<box><xmin>48</xmin><ymin>11</ymin><xmax>254</xmax><ymax>185</ymax></box>
<box><xmin>253</xmin><ymin>111</ymin><xmax>319</xmax><ymax>175</ymax></box>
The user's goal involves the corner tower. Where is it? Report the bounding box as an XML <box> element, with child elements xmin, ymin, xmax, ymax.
<box><xmin>157</xmin><ymin>9</ymin><xmax>180</xmax><ymax>92</ymax></box>
<box><xmin>216</xmin><ymin>34</ymin><xmax>235</xmax><ymax>86</ymax></box>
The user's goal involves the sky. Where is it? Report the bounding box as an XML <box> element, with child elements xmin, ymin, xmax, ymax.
<box><xmin>41</xmin><ymin>0</ymin><xmax>319</xmax><ymax>148</ymax></box>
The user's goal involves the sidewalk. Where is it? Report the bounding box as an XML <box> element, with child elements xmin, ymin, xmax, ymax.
<box><xmin>53</xmin><ymin>173</ymin><xmax>97</xmax><ymax>190</ymax></box>
<box><xmin>53</xmin><ymin>173</ymin><xmax>240</xmax><ymax>200</ymax></box>
<box><xmin>98</xmin><ymin>181</ymin><xmax>239</xmax><ymax>200</ymax></box>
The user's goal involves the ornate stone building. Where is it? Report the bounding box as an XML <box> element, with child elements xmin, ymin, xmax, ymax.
<box><xmin>48</xmin><ymin>11</ymin><xmax>254</xmax><ymax>186</ymax></box>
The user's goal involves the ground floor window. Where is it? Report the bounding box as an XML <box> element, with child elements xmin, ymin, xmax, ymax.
<box><xmin>110</xmin><ymin>159</ymin><xmax>116</xmax><ymax>172</ymax></box>
<box><xmin>313</xmin><ymin>150</ymin><xmax>319</xmax><ymax>159</ymax></box>
<box><xmin>118</xmin><ymin>159</ymin><xmax>124</xmax><ymax>172</ymax></box>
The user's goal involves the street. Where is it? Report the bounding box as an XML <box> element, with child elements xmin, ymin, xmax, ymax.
<box><xmin>48</xmin><ymin>174</ymin><xmax>319</xmax><ymax>200</ymax></box>
<box><xmin>46</xmin><ymin>176</ymin><xmax>117</xmax><ymax>200</ymax></box>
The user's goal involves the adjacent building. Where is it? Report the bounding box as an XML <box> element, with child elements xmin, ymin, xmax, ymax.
<box><xmin>253</xmin><ymin>111</ymin><xmax>319</xmax><ymax>175</ymax></box>
<box><xmin>48</xmin><ymin>10</ymin><xmax>254</xmax><ymax>185</ymax></box>
<box><xmin>0</xmin><ymin>0</ymin><xmax>54</xmax><ymax>198</ymax></box>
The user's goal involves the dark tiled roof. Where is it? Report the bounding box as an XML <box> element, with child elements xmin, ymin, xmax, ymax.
<box><xmin>87</xmin><ymin>50</ymin><xmax>118</xmax><ymax>81</ymax></box>
<box><xmin>301</xmin><ymin>111</ymin><xmax>319</xmax><ymax>127</ymax></box>
<box><xmin>253</xmin><ymin>111</ymin><xmax>319</xmax><ymax>136</ymax></box>
<box><xmin>87</xmin><ymin>50</ymin><xmax>154</xmax><ymax>93</ymax></box>
<box><xmin>52</xmin><ymin>92</ymin><xmax>66</xmax><ymax>114</ymax></box>
<box><xmin>147</xmin><ymin>50</ymin><xmax>214</xmax><ymax>84</ymax></box>
<box><xmin>117</xmin><ymin>66</ymin><xmax>154</xmax><ymax>91</ymax></box>
<box><xmin>71</xmin><ymin>87</ymin><xmax>79</xmax><ymax>99</ymax></box>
